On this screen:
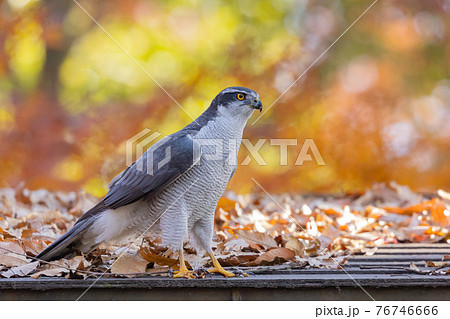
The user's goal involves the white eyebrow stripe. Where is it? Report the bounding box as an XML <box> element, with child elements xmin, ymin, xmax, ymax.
<box><xmin>220</xmin><ymin>88</ymin><xmax>257</xmax><ymax>96</ymax></box>
<box><xmin>220</xmin><ymin>88</ymin><xmax>243</xmax><ymax>94</ymax></box>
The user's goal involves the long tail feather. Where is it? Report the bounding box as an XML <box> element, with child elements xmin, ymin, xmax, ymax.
<box><xmin>36</xmin><ymin>202</ymin><xmax>107</xmax><ymax>261</ymax></box>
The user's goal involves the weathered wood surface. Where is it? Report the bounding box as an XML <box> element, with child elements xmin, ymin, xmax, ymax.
<box><xmin>0</xmin><ymin>244</ymin><xmax>449</xmax><ymax>300</ymax></box>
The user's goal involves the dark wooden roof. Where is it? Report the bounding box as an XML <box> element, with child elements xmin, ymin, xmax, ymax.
<box><xmin>1</xmin><ymin>243</ymin><xmax>449</xmax><ymax>300</ymax></box>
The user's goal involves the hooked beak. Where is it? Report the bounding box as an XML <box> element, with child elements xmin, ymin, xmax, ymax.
<box><xmin>251</xmin><ymin>99</ymin><xmax>263</xmax><ymax>112</ymax></box>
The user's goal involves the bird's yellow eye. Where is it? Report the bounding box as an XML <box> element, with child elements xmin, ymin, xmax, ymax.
<box><xmin>237</xmin><ymin>93</ymin><xmax>245</xmax><ymax>100</ymax></box>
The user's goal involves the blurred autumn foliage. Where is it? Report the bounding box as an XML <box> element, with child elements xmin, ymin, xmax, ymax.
<box><xmin>0</xmin><ymin>0</ymin><xmax>449</xmax><ymax>196</ymax></box>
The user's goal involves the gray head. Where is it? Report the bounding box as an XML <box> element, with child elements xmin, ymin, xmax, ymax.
<box><xmin>185</xmin><ymin>87</ymin><xmax>263</xmax><ymax>131</ymax></box>
<box><xmin>211</xmin><ymin>86</ymin><xmax>262</xmax><ymax>120</ymax></box>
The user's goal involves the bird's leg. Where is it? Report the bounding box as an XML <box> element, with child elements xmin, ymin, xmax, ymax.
<box><xmin>173</xmin><ymin>248</ymin><xmax>195</xmax><ymax>279</ymax></box>
<box><xmin>207</xmin><ymin>251</ymin><xmax>235</xmax><ymax>277</ymax></box>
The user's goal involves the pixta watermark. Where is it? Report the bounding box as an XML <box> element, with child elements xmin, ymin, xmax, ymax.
<box><xmin>126</xmin><ymin>129</ymin><xmax>325</xmax><ymax>175</ymax></box>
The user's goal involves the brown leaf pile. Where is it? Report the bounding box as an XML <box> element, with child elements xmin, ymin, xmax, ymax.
<box><xmin>0</xmin><ymin>182</ymin><xmax>449</xmax><ymax>278</ymax></box>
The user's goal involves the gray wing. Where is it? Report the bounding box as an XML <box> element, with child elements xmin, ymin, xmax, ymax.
<box><xmin>103</xmin><ymin>133</ymin><xmax>201</xmax><ymax>209</ymax></box>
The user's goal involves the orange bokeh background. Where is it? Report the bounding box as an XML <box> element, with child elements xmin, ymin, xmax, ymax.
<box><xmin>0</xmin><ymin>0</ymin><xmax>449</xmax><ymax>196</ymax></box>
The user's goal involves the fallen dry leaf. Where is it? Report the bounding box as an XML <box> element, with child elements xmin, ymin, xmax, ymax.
<box><xmin>285</xmin><ymin>236</ymin><xmax>305</xmax><ymax>256</ymax></box>
<box><xmin>0</xmin><ymin>241</ymin><xmax>28</xmax><ymax>267</ymax></box>
<box><xmin>0</xmin><ymin>183</ymin><xmax>448</xmax><ymax>278</ymax></box>
<box><xmin>0</xmin><ymin>227</ymin><xmax>21</xmax><ymax>239</ymax></box>
<box><xmin>234</xmin><ymin>229</ymin><xmax>278</xmax><ymax>248</ymax></box>
<box><xmin>223</xmin><ymin>238</ymin><xmax>250</xmax><ymax>252</ymax></box>
<box><xmin>245</xmin><ymin>243</ymin><xmax>263</xmax><ymax>253</ymax></box>
<box><xmin>0</xmin><ymin>240</ymin><xmax>25</xmax><ymax>256</ymax></box>
<box><xmin>216</xmin><ymin>253</ymin><xmax>259</xmax><ymax>266</ymax></box>
<box><xmin>250</xmin><ymin>248</ymin><xmax>295</xmax><ymax>266</ymax></box>
<box><xmin>110</xmin><ymin>253</ymin><xmax>149</xmax><ymax>275</ymax></box>
<box><xmin>424</xmin><ymin>261</ymin><xmax>450</xmax><ymax>268</ymax></box>
<box><xmin>139</xmin><ymin>247</ymin><xmax>188</xmax><ymax>270</ymax></box>
<box><xmin>0</xmin><ymin>254</ymin><xmax>28</xmax><ymax>267</ymax></box>
<box><xmin>360</xmin><ymin>246</ymin><xmax>378</xmax><ymax>256</ymax></box>
<box><xmin>22</xmin><ymin>239</ymin><xmax>47</xmax><ymax>256</ymax></box>
<box><xmin>216</xmin><ymin>197</ymin><xmax>237</xmax><ymax>212</ymax></box>
<box><xmin>1</xmin><ymin>261</ymin><xmax>38</xmax><ymax>278</ymax></box>
<box><xmin>438</xmin><ymin>190</ymin><xmax>450</xmax><ymax>203</ymax></box>
<box><xmin>31</xmin><ymin>267</ymin><xmax>70</xmax><ymax>279</ymax></box>
<box><xmin>56</xmin><ymin>256</ymin><xmax>91</xmax><ymax>271</ymax></box>
<box><xmin>410</xmin><ymin>262</ymin><xmax>422</xmax><ymax>273</ymax></box>
<box><xmin>302</xmin><ymin>255</ymin><xmax>348</xmax><ymax>269</ymax></box>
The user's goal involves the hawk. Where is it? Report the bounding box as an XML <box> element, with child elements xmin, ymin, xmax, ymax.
<box><xmin>37</xmin><ymin>87</ymin><xmax>263</xmax><ymax>278</ymax></box>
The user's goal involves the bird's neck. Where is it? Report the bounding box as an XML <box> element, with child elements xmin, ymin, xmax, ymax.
<box><xmin>195</xmin><ymin>113</ymin><xmax>247</xmax><ymax>141</ymax></box>
<box><xmin>186</xmin><ymin>105</ymin><xmax>252</xmax><ymax>140</ymax></box>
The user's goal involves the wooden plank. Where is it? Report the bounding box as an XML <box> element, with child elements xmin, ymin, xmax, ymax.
<box><xmin>245</xmin><ymin>268</ymin><xmax>432</xmax><ymax>275</ymax></box>
<box><xmin>350</xmin><ymin>254</ymin><xmax>446</xmax><ymax>261</ymax></box>
<box><xmin>368</xmin><ymin>248</ymin><xmax>450</xmax><ymax>255</ymax></box>
<box><xmin>0</xmin><ymin>273</ymin><xmax>448</xmax><ymax>291</ymax></box>
<box><xmin>1</xmin><ymin>243</ymin><xmax>449</xmax><ymax>301</ymax></box>
<box><xmin>1</xmin><ymin>286</ymin><xmax>449</xmax><ymax>301</ymax></box>
<box><xmin>346</xmin><ymin>261</ymin><xmax>439</xmax><ymax>267</ymax></box>
<box><xmin>376</xmin><ymin>243</ymin><xmax>450</xmax><ymax>249</ymax></box>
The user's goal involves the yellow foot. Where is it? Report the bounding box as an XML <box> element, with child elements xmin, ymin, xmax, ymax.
<box><xmin>208</xmin><ymin>267</ymin><xmax>235</xmax><ymax>277</ymax></box>
<box><xmin>173</xmin><ymin>267</ymin><xmax>195</xmax><ymax>279</ymax></box>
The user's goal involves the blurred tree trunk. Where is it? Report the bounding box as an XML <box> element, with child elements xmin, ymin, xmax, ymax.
<box><xmin>9</xmin><ymin>0</ymin><xmax>75</xmax><ymax>189</ymax></box>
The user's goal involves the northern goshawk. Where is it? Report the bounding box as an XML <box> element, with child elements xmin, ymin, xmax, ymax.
<box><xmin>37</xmin><ymin>87</ymin><xmax>263</xmax><ymax>278</ymax></box>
